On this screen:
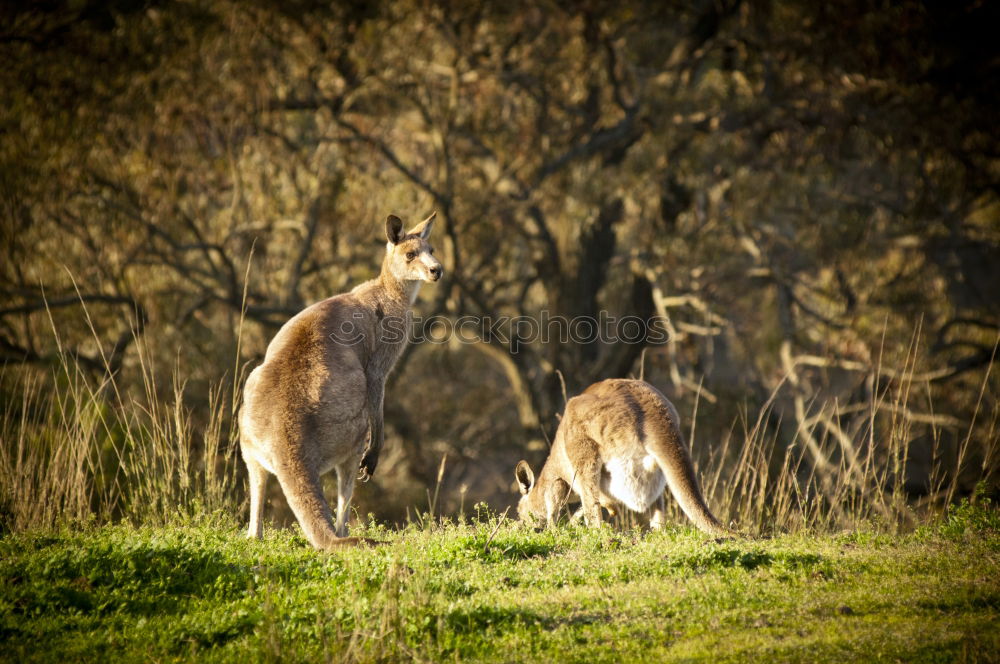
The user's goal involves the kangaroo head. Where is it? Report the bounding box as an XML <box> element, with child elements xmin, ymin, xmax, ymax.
<box><xmin>514</xmin><ymin>460</ymin><xmax>546</xmax><ymax>525</ymax></box>
<box><xmin>384</xmin><ymin>212</ymin><xmax>443</xmax><ymax>284</ymax></box>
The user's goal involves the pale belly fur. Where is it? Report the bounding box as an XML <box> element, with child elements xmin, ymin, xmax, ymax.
<box><xmin>601</xmin><ymin>454</ymin><xmax>666</xmax><ymax>513</ymax></box>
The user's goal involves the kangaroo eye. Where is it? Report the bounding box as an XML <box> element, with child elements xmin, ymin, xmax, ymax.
<box><xmin>405</xmin><ymin>251</ymin><xmax>416</xmax><ymax>261</ymax></box>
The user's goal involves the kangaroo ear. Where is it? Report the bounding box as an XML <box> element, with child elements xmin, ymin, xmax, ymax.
<box><xmin>408</xmin><ymin>211</ymin><xmax>436</xmax><ymax>240</ymax></box>
<box><xmin>385</xmin><ymin>215</ymin><xmax>405</xmax><ymax>244</ymax></box>
<box><xmin>514</xmin><ymin>460</ymin><xmax>535</xmax><ymax>495</ymax></box>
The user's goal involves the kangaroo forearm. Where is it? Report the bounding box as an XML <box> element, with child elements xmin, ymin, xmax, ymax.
<box><xmin>366</xmin><ymin>417</ymin><xmax>384</xmax><ymax>460</ymax></box>
<box><xmin>361</xmin><ymin>381</ymin><xmax>385</xmax><ymax>476</ymax></box>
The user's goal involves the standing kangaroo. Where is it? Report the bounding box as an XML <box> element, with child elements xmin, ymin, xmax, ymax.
<box><xmin>239</xmin><ymin>212</ymin><xmax>442</xmax><ymax>549</ymax></box>
<box><xmin>514</xmin><ymin>379</ymin><xmax>735</xmax><ymax>537</ymax></box>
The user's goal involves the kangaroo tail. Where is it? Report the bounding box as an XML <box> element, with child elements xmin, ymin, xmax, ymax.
<box><xmin>274</xmin><ymin>454</ymin><xmax>365</xmax><ymax>550</ymax></box>
<box><xmin>648</xmin><ymin>416</ymin><xmax>736</xmax><ymax>537</ymax></box>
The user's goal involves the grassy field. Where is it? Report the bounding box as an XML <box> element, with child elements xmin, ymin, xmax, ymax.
<box><xmin>1</xmin><ymin>331</ymin><xmax>997</xmax><ymax>663</ymax></box>
<box><xmin>2</xmin><ymin>500</ymin><xmax>998</xmax><ymax>664</ymax></box>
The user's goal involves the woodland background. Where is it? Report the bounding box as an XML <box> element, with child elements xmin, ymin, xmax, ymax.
<box><xmin>2</xmin><ymin>0</ymin><xmax>998</xmax><ymax>527</ymax></box>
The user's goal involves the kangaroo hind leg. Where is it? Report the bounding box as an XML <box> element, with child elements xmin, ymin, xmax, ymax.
<box><xmin>245</xmin><ymin>454</ymin><xmax>269</xmax><ymax>539</ymax></box>
<box><xmin>564</xmin><ymin>432</ymin><xmax>605</xmax><ymax>527</ymax></box>
<box><xmin>649</xmin><ymin>494</ymin><xmax>666</xmax><ymax>531</ymax></box>
<box><xmin>334</xmin><ymin>463</ymin><xmax>357</xmax><ymax>538</ymax></box>
<box><xmin>274</xmin><ymin>451</ymin><xmax>364</xmax><ymax>549</ymax></box>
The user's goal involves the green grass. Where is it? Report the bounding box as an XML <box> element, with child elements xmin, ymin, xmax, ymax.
<box><xmin>2</xmin><ymin>504</ymin><xmax>998</xmax><ymax>663</ymax></box>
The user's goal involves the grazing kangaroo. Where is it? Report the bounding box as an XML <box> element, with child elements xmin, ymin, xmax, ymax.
<box><xmin>514</xmin><ymin>379</ymin><xmax>735</xmax><ymax>537</ymax></box>
<box><xmin>239</xmin><ymin>212</ymin><xmax>442</xmax><ymax>549</ymax></box>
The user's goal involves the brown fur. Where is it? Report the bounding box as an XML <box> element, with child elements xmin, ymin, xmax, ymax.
<box><xmin>515</xmin><ymin>379</ymin><xmax>736</xmax><ymax>537</ymax></box>
<box><xmin>240</xmin><ymin>213</ymin><xmax>441</xmax><ymax>550</ymax></box>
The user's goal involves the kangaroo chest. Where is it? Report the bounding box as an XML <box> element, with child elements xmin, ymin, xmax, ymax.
<box><xmin>362</xmin><ymin>306</ymin><xmax>411</xmax><ymax>380</ymax></box>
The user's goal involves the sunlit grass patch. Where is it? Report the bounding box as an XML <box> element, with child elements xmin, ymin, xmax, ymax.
<box><xmin>1</xmin><ymin>515</ymin><xmax>998</xmax><ymax>663</ymax></box>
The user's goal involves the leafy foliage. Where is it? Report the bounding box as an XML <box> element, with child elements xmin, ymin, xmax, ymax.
<box><xmin>938</xmin><ymin>484</ymin><xmax>1000</xmax><ymax>542</ymax></box>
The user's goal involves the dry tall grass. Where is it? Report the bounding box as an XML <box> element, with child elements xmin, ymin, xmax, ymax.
<box><xmin>686</xmin><ymin>340</ymin><xmax>999</xmax><ymax>535</ymax></box>
<box><xmin>1</xmin><ymin>321</ymin><xmax>996</xmax><ymax>535</ymax></box>
<box><xmin>0</xmin><ymin>339</ymin><xmax>242</xmax><ymax>531</ymax></box>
